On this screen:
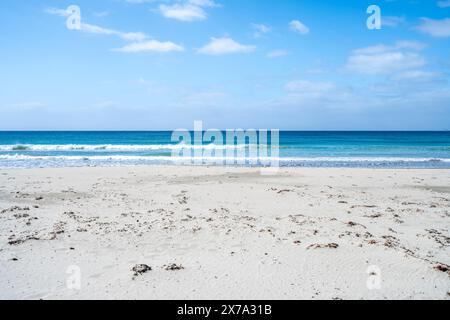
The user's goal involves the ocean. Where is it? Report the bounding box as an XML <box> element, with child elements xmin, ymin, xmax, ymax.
<box><xmin>0</xmin><ymin>131</ymin><xmax>449</xmax><ymax>169</ymax></box>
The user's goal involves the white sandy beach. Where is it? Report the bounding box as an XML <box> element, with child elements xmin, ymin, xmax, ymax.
<box><xmin>0</xmin><ymin>166</ymin><xmax>449</xmax><ymax>300</ymax></box>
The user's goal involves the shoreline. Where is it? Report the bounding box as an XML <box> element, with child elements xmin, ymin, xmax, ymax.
<box><xmin>1</xmin><ymin>163</ymin><xmax>450</xmax><ymax>171</ymax></box>
<box><xmin>1</xmin><ymin>166</ymin><xmax>449</xmax><ymax>299</ymax></box>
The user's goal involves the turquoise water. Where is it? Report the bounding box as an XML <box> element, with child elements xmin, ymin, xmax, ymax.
<box><xmin>0</xmin><ymin>131</ymin><xmax>449</xmax><ymax>168</ymax></box>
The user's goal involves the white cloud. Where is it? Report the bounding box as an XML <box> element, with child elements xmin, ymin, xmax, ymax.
<box><xmin>289</xmin><ymin>20</ymin><xmax>309</xmax><ymax>34</ymax></box>
<box><xmin>158</xmin><ymin>0</ymin><xmax>219</xmax><ymax>22</ymax></box>
<box><xmin>346</xmin><ymin>41</ymin><xmax>426</xmax><ymax>75</ymax></box>
<box><xmin>47</xmin><ymin>5</ymin><xmax>184</xmax><ymax>54</ymax></box>
<box><xmin>352</xmin><ymin>41</ymin><xmax>425</xmax><ymax>55</ymax></box>
<box><xmin>81</xmin><ymin>23</ymin><xmax>147</xmax><ymax>42</ymax></box>
<box><xmin>382</xmin><ymin>16</ymin><xmax>405</xmax><ymax>27</ymax></box>
<box><xmin>347</xmin><ymin>52</ymin><xmax>424</xmax><ymax>75</ymax></box>
<box><xmin>125</xmin><ymin>0</ymin><xmax>153</xmax><ymax>3</ymax></box>
<box><xmin>266</xmin><ymin>50</ymin><xmax>289</xmax><ymax>58</ymax></box>
<box><xmin>252</xmin><ymin>23</ymin><xmax>271</xmax><ymax>38</ymax></box>
<box><xmin>189</xmin><ymin>0</ymin><xmax>218</xmax><ymax>7</ymax></box>
<box><xmin>198</xmin><ymin>37</ymin><xmax>255</xmax><ymax>55</ymax></box>
<box><xmin>159</xmin><ymin>4</ymin><xmax>206</xmax><ymax>21</ymax></box>
<box><xmin>416</xmin><ymin>18</ymin><xmax>450</xmax><ymax>37</ymax></box>
<box><xmin>9</xmin><ymin>102</ymin><xmax>46</xmax><ymax>109</ymax></box>
<box><xmin>274</xmin><ymin>80</ymin><xmax>357</xmax><ymax>112</ymax></box>
<box><xmin>395</xmin><ymin>40</ymin><xmax>426</xmax><ymax>51</ymax></box>
<box><xmin>94</xmin><ymin>11</ymin><xmax>110</xmax><ymax>18</ymax></box>
<box><xmin>113</xmin><ymin>40</ymin><xmax>185</xmax><ymax>53</ymax></box>
<box><xmin>181</xmin><ymin>91</ymin><xmax>228</xmax><ymax>107</ymax></box>
<box><xmin>391</xmin><ymin>70</ymin><xmax>440</xmax><ymax>82</ymax></box>
<box><xmin>45</xmin><ymin>7</ymin><xmax>70</xmax><ymax>17</ymax></box>
<box><xmin>285</xmin><ymin>80</ymin><xmax>335</xmax><ymax>95</ymax></box>
<box><xmin>437</xmin><ymin>0</ymin><xmax>450</xmax><ymax>8</ymax></box>
<box><xmin>93</xmin><ymin>100</ymin><xmax>120</xmax><ymax>109</ymax></box>
<box><xmin>46</xmin><ymin>7</ymin><xmax>147</xmax><ymax>42</ymax></box>
<box><xmin>306</xmin><ymin>68</ymin><xmax>325</xmax><ymax>75</ymax></box>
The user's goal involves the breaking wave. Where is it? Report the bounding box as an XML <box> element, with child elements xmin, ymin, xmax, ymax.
<box><xmin>0</xmin><ymin>144</ymin><xmax>261</xmax><ymax>151</ymax></box>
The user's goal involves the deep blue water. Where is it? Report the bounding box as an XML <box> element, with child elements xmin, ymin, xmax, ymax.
<box><xmin>0</xmin><ymin>131</ymin><xmax>449</xmax><ymax>168</ymax></box>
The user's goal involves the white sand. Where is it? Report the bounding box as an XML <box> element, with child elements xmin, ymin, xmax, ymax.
<box><xmin>0</xmin><ymin>166</ymin><xmax>449</xmax><ymax>300</ymax></box>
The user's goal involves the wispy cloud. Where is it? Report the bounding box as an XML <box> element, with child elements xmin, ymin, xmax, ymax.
<box><xmin>391</xmin><ymin>70</ymin><xmax>440</xmax><ymax>82</ymax></box>
<box><xmin>93</xmin><ymin>100</ymin><xmax>120</xmax><ymax>109</ymax></box>
<box><xmin>181</xmin><ymin>91</ymin><xmax>228</xmax><ymax>107</ymax></box>
<box><xmin>416</xmin><ymin>18</ymin><xmax>450</xmax><ymax>37</ymax></box>
<box><xmin>46</xmin><ymin>6</ymin><xmax>185</xmax><ymax>53</ymax></box>
<box><xmin>252</xmin><ymin>23</ymin><xmax>271</xmax><ymax>38</ymax></box>
<box><xmin>45</xmin><ymin>7</ymin><xmax>70</xmax><ymax>17</ymax></box>
<box><xmin>159</xmin><ymin>3</ymin><xmax>206</xmax><ymax>21</ymax></box>
<box><xmin>9</xmin><ymin>102</ymin><xmax>46</xmax><ymax>109</ymax></box>
<box><xmin>437</xmin><ymin>0</ymin><xmax>450</xmax><ymax>8</ymax></box>
<box><xmin>157</xmin><ymin>0</ymin><xmax>219</xmax><ymax>22</ymax></box>
<box><xmin>81</xmin><ymin>23</ymin><xmax>147</xmax><ymax>42</ymax></box>
<box><xmin>94</xmin><ymin>11</ymin><xmax>110</xmax><ymax>18</ymax></box>
<box><xmin>346</xmin><ymin>41</ymin><xmax>426</xmax><ymax>75</ymax></box>
<box><xmin>46</xmin><ymin>7</ymin><xmax>147</xmax><ymax>42</ymax></box>
<box><xmin>198</xmin><ymin>37</ymin><xmax>255</xmax><ymax>55</ymax></box>
<box><xmin>289</xmin><ymin>20</ymin><xmax>309</xmax><ymax>34</ymax></box>
<box><xmin>113</xmin><ymin>40</ymin><xmax>184</xmax><ymax>53</ymax></box>
<box><xmin>266</xmin><ymin>50</ymin><xmax>289</xmax><ymax>58</ymax></box>
<box><xmin>382</xmin><ymin>16</ymin><xmax>405</xmax><ymax>27</ymax></box>
<box><xmin>269</xmin><ymin>79</ymin><xmax>357</xmax><ymax>116</ymax></box>
<box><xmin>285</xmin><ymin>80</ymin><xmax>335</xmax><ymax>96</ymax></box>
<box><xmin>125</xmin><ymin>0</ymin><xmax>154</xmax><ymax>3</ymax></box>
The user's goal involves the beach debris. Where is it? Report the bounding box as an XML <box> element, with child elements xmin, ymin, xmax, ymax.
<box><xmin>8</xmin><ymin>235</ymin><xmax>40</xmax><ymax>245</ymax></box>
<box><xmin>164</xmin><ymin>263</ymin><xmax>184</xmax><ymax>271</ymax></box>
<box><xmin>13</xmin><ymin>191</ymin><xmax>30</xmax><ymax>199</ymax></box>
<box><xmin>346</xmin><ymin>221</ymin><xmax>367</xmax><ymax>229</ymax></box>
<box><xmin>350</xmin><ymin>205</ymin><xmax>377</xmax><ymax>209</ymax></box>
<box><xmin>1</xmin><ymin>206</ymin><xmax>30</xmax><ymax>214</ymax></box>
<box><xmin>307</xmin><ymin>243</ymin><xmax>339</xmax><ymax>250</ymax></box>
<box><xmin>132</xmin><ymin>264</ymin><xmax>152</xmax><ymax>276</ymax></box>
<box><xmin>51</xmin><ymin>222</ymin><xmax>66</xmax><ymax>236</ymax></box>
<box><xmin>192</xmin><ymin>226</ymin><xmax>201</xmax><ymax>233</ymax></box>
<box><xmin>426</xmin><ymin>229</ymin><xmax>450</xmax><ymax>247</ymax></box>
<box><xmin>175</xmin><ymin>192</ymin><xmax>189</xmax><ymax>205</ymax></box>
<box><xmin>402</xmin><ymin>201</ymin><xmax>419</xmax><ymax>206</ymax></box>
<box><xmin>434</xmin><ymin>264</ymin><xmax>450</xmax><ymax>276</ymax></box>
<box><xmin>8</xmin><ymin>221</ymin><xmax>66</xmax><ymax>245</ymax></box>
<box><xmin>382</xmin><ymin>235</ymin><xmax>399</xmax><ymax>248</ymax></box>
<box><xmin>178</xmin><ymin>196</ymin><xmax>188</xmax><ymax>204</ymax></box>
<box><xmin>364</xmin><ymin>213</ymin><xmax>382</xmax><ymax>218</ymax></box>
<box><xmin>277</xmin><ymin>189</ymin><xmax>293</xmax><ymax>194</ymax></box>
<box><xmin>13</xmin><ymin>213</ymin><xmax>30</xmax><ymax>219</ymax></box>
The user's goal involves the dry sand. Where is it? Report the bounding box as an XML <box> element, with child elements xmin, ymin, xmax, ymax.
<box><xmin>0</xmin><ymin>166</ymin><xmax>449</xmax><ymax>300</ymax></box>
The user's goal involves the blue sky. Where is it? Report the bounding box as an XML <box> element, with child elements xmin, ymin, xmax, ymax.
<box><xmin>0</xmin><ymin>0</ymin><xmax>449</xmax><ymax>130</ymax></box>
